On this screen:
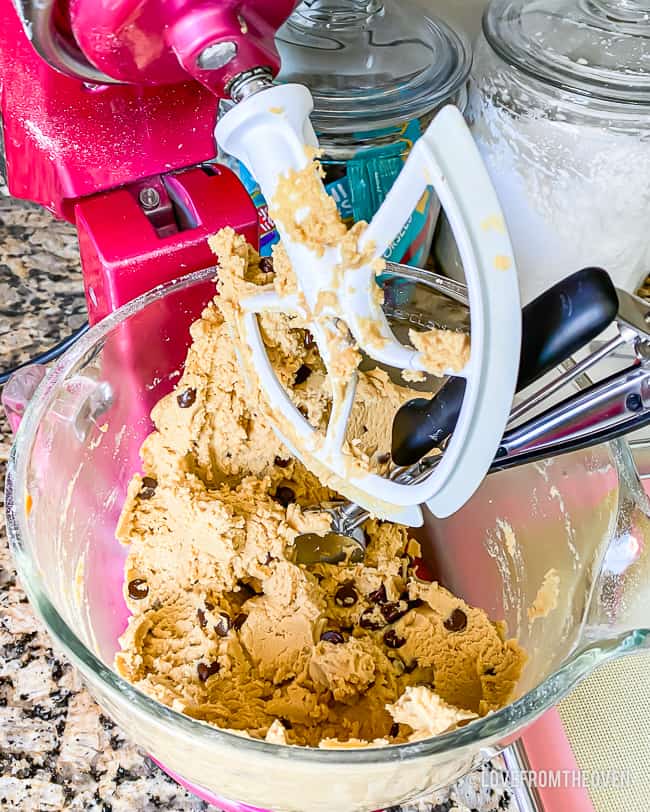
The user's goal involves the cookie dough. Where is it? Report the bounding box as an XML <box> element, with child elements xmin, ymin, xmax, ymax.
<box><xmin>114</xmin><ymin>232</ymin><xmax>526</xmax><ymax>747</ymax></box>
<box><xmin>408</xmin><ymin>326</ymin><xmax>470</xmax><ymax>376</ymax></box>
<box><xmin>528</xmin><ymin>569</ymin><xmax>560</xmax><ymax>624</ymax></box>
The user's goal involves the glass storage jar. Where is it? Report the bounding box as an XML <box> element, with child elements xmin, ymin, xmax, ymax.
<box><xmin>235</xmin><ymin>0</ymin><xmax>472</xmax><ymax>266</ymax></box>
<box><xmin>438</xmin><ymin>0</ymin><xmax>650</xmax><ymax>304</ymax></box>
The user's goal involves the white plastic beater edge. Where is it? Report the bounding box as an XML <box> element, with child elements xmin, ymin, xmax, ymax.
<box><xmin>216</xmin><ymin>85</ymin><xmax>520</xmax><ymax>521</ymax></box>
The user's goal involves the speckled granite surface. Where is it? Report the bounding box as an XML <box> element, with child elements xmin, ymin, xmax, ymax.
<box><xmin>0</xmin><ymin>195</ymin><xmax>515</xmax><ymax>812</ymax></box>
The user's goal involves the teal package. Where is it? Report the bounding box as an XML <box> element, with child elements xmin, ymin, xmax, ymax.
<box><xmin>324</xmin><ymin>119</ymin><xmax>437</xmax><ymax>268</ymax></box>
<box><xmin>234</xmin><ymin>117</ymin><xmax>437</xmax><ymax>265</ymax></box>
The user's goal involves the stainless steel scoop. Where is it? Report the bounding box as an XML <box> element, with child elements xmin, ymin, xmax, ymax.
<box><xmin>290</xmin><ymin>464</ymin><xmax>435</xmax><ymax>566</ymax></box>
<box><xmin>291</xmin><ymin>267</ymin><xmax>650</xmax><ymax>566</ymax></box>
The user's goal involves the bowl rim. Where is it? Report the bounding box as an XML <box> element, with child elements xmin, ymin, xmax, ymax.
<box><xmin>5</xmin><ymin>266</ymin><xmax>648</xmax><ymax>767</ymax></box>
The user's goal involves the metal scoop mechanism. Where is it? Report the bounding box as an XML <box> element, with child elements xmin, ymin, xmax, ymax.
<box><xmin>216</xmin><ymin>79</ymin><xmax>521</xmax><ymax>526</ymax></box>
<box><xmin>293</xmin><ymin>267</ymin><xmax>650</xmax><ymax>566</ymax></box>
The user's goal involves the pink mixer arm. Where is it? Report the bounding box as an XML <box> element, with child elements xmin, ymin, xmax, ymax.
<box><xmin>71</xmin><ymin>0</ymin><xmax>297</xmax><ymax>92</ymax></box>
<box><xmin>75</xmin><ymin>165</ymin><xmax>259</xmax><ymax>324</ymax></box>
<box><xmin>0</xmin><ymin>0</ymin><xmax>218</xmax><ymax>219</ymax></box>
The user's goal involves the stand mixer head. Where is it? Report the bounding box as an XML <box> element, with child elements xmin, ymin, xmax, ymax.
<box><xmin>2</xmin><ymin>0</ymin><xmax>298</xmax><ymax>209</ymax></box>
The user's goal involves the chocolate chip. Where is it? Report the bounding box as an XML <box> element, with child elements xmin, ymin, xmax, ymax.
<box><xmin>197</xmin><ymin>608</ymin><xmax>207</xmax><ymax>628</ymax></box>
<box><xmin>127</xmin><ymin>579</ymin><xmax>149</xmax><ymax>600</ymax></box>
<box><xmin>215</xmin><ymin>613</ymin><xmax>231</xmax><ymax>637</ymax></box>
<box><xmin>381</xmin><ymin>602</ymin><xmax>407</xmax><ymax>624</ymax></box>
<box><xmin>238</xmin><ymin>582</ymin><xmax>257</xmax><ymax>599</ymax></box>
<box><xmin>334</xmin><ymin>582</ymin><xmax>358</xmax><ymax>607</ymax></box>
<box><xmin>443</xmin><ymin>608</ymin><xmax>468</xmax><ymax>633</ymax></box>
<box><xmin>139</xmin><ymin>477</ymin><xmax>157</xmax><ymax>499</ymax></box>
<box><xmin>404</xmin><ymin>661</ymin><xmax>418</xmax><ymax>674</ymax></box>
<box><xmin>259</xmin><ymin>256</ymin><xmax>274</xmax><ymax>273</ymax></box>
<box><xmin>233</xmin><ymin>612</ymin><xmax>248</xmax><ymax>631</ymax></box>
<box><xmin>303</xmin><ymin>331</ymin><xmax>316</xmax><ymax>349</ymax></box>
<box><xmin>205</xmin><ymin>601</ymin><xmax>215</xmax><ymax>611</ymax></box>
<box><xmin>320</xmin><ymin>630</ymin><xmax>345</xmax><ymax>645</ymax></box>
<box><xmin>274</xmin><ymin>486</ymin><xmax>296</xmax><ymax>507</ymax></box>
<box><xmin>400</xmin><ymin>590</ymin><xmax>423</xmax><ymax>611</ymax></box>
<box><xmin>383</xmin><ymin>630</ymin><xmax>406</xmax><ymax>649</ymax></box>
<box><xmin>241</xmin><ymin>578</ymin><xmax>263</xmax><ymax>595</ymax></box>
<box><xmin>176</xmin><ymin>387</ymin><xmax>196</xmax><ymax>408</ymax></box>
<box><xmin>294</xmin><ymin>364</ymin><xmax>312</xmax><ymax>385</ymax></box>
<box><xmin>298</xmin><ymin>404</ymin><xmax>309</xmax><ymax>418</ymax></box>
<box><xmin>359</xmin><ymin>609</ymin><xmax>385</xmax><ymax>631</ymax></box>
<box><xmin>484</xmin><ymin>667</ymin><xmax>496</xmax><ymax>676</ymax></box>
<box><xmin>390</xmin><ymin>723</ymin><xmax>400</xmax><ymax>738</ymax></box>
<box><xmin>377</xmin><ymin>453</ymin><xmax>391</xmax><ymax>465</ymax></box>
<box><xmin>274</xmin><ymin>457</ymin><xmax>291</xmax><ymax>468</ymax></box>
<box><xmin>279</xmin><ymin>717</ymin><xmax>293</xmax><ymax>730</ymax></box>
<box><xmin>264</xmin><ymin>552</ymin><xmax>277</xmax><ymax>565</ymax></box>
<box><xmin>197</xmin><ymin>661</ymin><xmax>220</xmax><ymax>682</ymax></box>
<box><xmin>368</xmin><ymin>584</ymin><xmax>387</xmax><ymax>605</ymax></box>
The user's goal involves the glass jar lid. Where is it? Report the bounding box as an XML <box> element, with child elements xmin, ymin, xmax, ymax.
<box><xmin>484</xmin><ymin>0</ymin><xmax>650</xmax><ymax>104</ymax></box>
<box><xmin>275</xmin><ymin>0</ymin><xmax>472</xmax><ymax>133</ymax></box>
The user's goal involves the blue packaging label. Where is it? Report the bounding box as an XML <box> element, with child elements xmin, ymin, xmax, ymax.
<box><xmin>236</xmin><ymin>162</ymin><xmax>280</xmax><ymax>257</ymax></box>
<box><xmin>388</xmin><ymin>186</ymin><xmax>437</xmax><ymax>267</ymax></box>
<box><xmin>325</xmin><ymin>177</ymin><xmax>354</xmax><ymax>223</ymax></box>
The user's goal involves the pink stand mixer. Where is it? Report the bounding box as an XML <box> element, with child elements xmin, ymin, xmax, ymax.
<box><xmin>3</xmin><ymin>1</ymin><xmax>647</xmax><ymax>810</ymax></box>
<box><xmin>0</xmin><ymin>0</ymin><xmax>299</xmax><ymax>323</ymax></box>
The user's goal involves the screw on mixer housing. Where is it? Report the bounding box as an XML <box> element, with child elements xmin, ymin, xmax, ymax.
<box><xmin>197</xmin><ymin>41</ymin><xmax>239</xmax><ymax>70</ymax></box>
<box><xmin>138</xmin><ymin>187</ymin><xmax>160</xmax><ymax>210</ymax></box>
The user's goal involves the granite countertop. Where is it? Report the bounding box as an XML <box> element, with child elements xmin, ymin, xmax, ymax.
<box><xmin>0</xmin><ymin>195</ymin><xmax>515</xmax><ymax>812</ymax></box>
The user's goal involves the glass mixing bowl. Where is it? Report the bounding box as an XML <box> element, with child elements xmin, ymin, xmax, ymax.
<box><xmin>5</xmin><ymin>267</ymin><xmax>650</xmax><ymax>812</ymax></box>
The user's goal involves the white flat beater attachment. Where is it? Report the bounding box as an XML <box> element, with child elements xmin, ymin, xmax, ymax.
<box><xmin>216</xmin><ymin>83</ymin><xmax>521</xmax><ymax>526</ymax></box>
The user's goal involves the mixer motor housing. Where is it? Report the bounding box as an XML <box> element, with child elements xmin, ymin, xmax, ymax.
<box><xmin>0</xmin><ymin>0</ymin><xmax>297</xmax><ymax>321</ymax></box>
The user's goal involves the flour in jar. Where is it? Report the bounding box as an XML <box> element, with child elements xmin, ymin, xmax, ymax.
<box><xmin>467</xmin><ymin>78</ymin><xmax>650</xmax><ymax>304</ymax></box>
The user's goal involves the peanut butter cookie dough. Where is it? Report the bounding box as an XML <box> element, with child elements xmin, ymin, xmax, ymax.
<box><xmin>114</xmin><ymin>231</ymin><xmax>526</xmax><ymax>748</ymax></box>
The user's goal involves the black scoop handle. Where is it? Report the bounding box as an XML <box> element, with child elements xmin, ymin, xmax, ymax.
<box><xmin>391</xmin><ymin>267</ymin><xmax>619</xmax><ymax>467</ymax></box>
